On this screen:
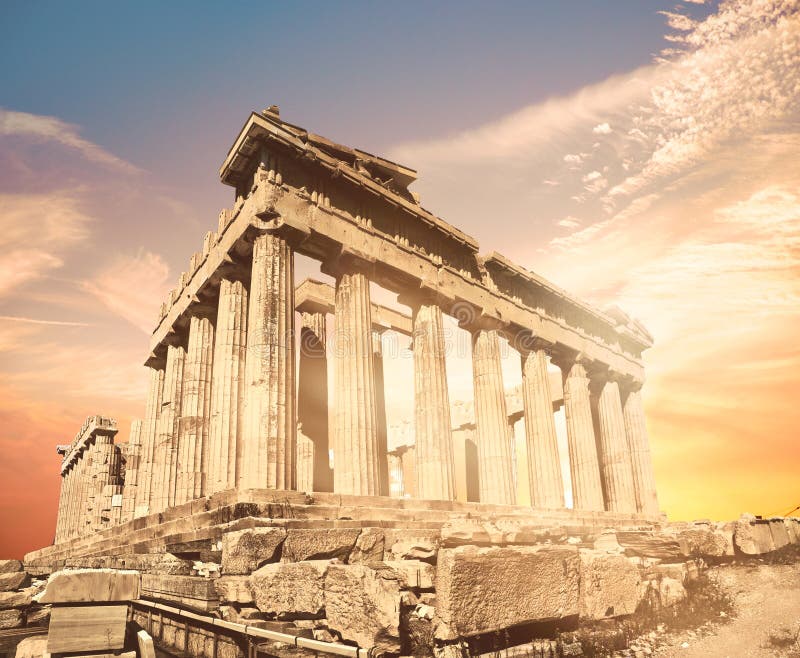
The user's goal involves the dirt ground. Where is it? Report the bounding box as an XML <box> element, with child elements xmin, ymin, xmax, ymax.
<box><xmin>654</xmin><ymin>562</ymin><xmax>800</xmax><ymax>657</ymax></box>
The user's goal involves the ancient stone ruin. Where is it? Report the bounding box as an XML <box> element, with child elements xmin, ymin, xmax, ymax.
<box><xmin>4</xmin><ymin>107</ymin><xmax>799</xmax><ymax>658</ymax></box>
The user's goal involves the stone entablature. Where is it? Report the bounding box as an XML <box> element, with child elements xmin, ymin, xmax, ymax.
<box><xmin>59</xmin><ymin>415</ymin><xmax>117</xmax><ymax>475</ymax></box>
<box><xmin>148</xmin><ymin>109</ymin><xmax>649</xmax><ymax>381</ymax></box>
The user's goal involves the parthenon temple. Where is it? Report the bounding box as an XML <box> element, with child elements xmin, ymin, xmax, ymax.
<box><xmin>50</xmin><ymin>106</ymin><xmax>659</xmax><ymax>542</ymax></box>
<box><xmin>18</xmin><ymin>108</ymin><xmax>710</xmax><ymax>658</ymax></box>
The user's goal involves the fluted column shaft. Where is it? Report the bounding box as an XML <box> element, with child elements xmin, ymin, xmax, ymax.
<box><xmin>471</xmin><ymin>328</ymin><xmax>515</xmax><ymax>505</ymax></box>
<box><xmin>332</xmin><ymin>267</ymin><xmax>380</xmax><ymax>495</ymax></box>
<box><xmin>413</xmin><ymin>302</ymin><xmax>456</xmax><ymax>501</ymax></box>
<box><xmin>62</xmin><ymin>466</ymin><xmax>74</xmax><ymax>540</ymax></box>
<box><xmin>208</xmin><ymin>279</ymin><xmax>248</xmax><ymax>494</ymax></box>
<box><xmin>561</xmin><ymin>359</ymin><xmax>605</xmax><ymax>511</ymax></box>
<box><xmin>297</xmin><ymin>310</ymin><xmax>331</xmax><ymax>492</ymax></box>
<box><xmin>593</xmin><ymin>377</ymin><xmax>637</xmax><ymax>513</ymax></box>
<box><xmin>242</xmin><ymin>232</ymin><xmax>295</xmax><ymax>490</ymax></box>
<box><xmin>121</xmin><ymin>419</ymin><xmax>143</xmax><ymax>522</ymax></box>
<box><xmin>176</xmin><ymin>315</ymin><xmax>215</xmax><ymax>504</ymax></box>
<box><xmin>138</xmin><ymin>367</ymin><xmax>164</xmax><ymax>515</ymax></box>
<box><xmin>76</xmin><ymin>450</ymin><xmax>92</xmax><ymax>535</ymax></box>
<box><xmin>520</xmin><ymin>345</ymin><xmax>564</xmax><ymax>508</ymax></box>
<box><xmin>153</xmin><ymin>344</ymin><xmax>186</xmax><ymax>511</ymax></box>
<box><xmin>372</xmin><ymin>331</ymin><xmax>390</xmax><ymax>496</ymax></box>
<box><xmin>623</xmin><ymin>386</ymin><xmax>660</xmax><ymax>516</ymax></box>
<box><xmin>55</xmin><ymin>469</ymin><xmax>68</xmax><ymax>543</ymax></box>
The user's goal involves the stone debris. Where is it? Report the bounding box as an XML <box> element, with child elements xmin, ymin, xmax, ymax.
<box><xmin>0</xmin><ymin>572</ymin><xmax>31</xmax><ymax>592</ymax></box>
<box><xmin>251</xmin><ymin>560</ymin><xmax>330</xmax><ymax>618</ymax></box>
<box><xmin>0</xmin><ymin>560</ymin><xmax>23</xmax><ymax>574</ymax></box>
<box><xmin>282</xmin><ymin>528</ymin><xmax>360</xmax><ymax>562</ymax></box>
<box><xmin>324</xmin><ymin>563</ymin><xmax>402</xmax><ymax>653</ymax></box>
<box><xmin>578</xmin><ymin>550</ymin><xmax>643</xmax><ymax>620</ymax></box>
<box><xmin>14</xmin><ymin>635</ymin><xmax>50</xmax><ymax>658</ymax></box>
<box><xmin>349</xmin><ymin>527</ymin><xmax>385</xmax><ymax>563</ymax></box>
<box><xmin>221</xmin><ymin>527</ymin><xmax>286</xmax><ymax>574</ymax></box>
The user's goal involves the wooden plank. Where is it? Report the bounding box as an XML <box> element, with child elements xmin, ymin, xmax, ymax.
<box><xmin>47</xmin><ymin>604</ymin><xmax>128</xmax><ymax>653</ymax></box>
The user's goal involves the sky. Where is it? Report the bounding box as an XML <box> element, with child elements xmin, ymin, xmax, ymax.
<box><xmin>1</xmin><ymin>0</ymin><xmax>798</xmax><ymax>558</ymax></box>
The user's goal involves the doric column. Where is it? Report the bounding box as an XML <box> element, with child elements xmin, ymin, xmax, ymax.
<box><xmin>520</xmin><ymin>340</ymin><xmax>564</xmax><ymax>509</ymax></box>
<box><xmin>592</xmin><ymin>372</ymin><xmax>637</xmax><ymax>513</ymax></box>
<box><xmin>330</xmin><ymin>260</ymin><xmax>381</xmax><ymax>495</ymax></box>
<box><xmin>175</xmin><ymin>315</ymin><xmax>215</xmax><ymax>505</ymax></box>
<box><xmin>153</xmin><ymin>344</ymin><xmax>186</xmax><ymax>511</ymax></box>
<box><xmin>372</xmin><ymin>330</ymin><xmax>390</xmax><ymax>496</ymax></box>
<box><xmin>137</xmin><ymin>367</ymin><xmax>164</xmax><ymax>516</ymax></box>
<box><xmin>622</xmin><ymin>384</ymin><xmax>660</xmax><ymax>516</ymax></box>
<box><xmin>55</xmin><ymin>467</ymin><xmax>68</xmax><ymax>543</ymax></box>
<box><xmin>557</xmin><ymin>356</ymin><xmax>605</xmax><ymax>511</ymax></box>
<box><xmin>76</xmin><ymin>450</ymin><xmax>92</xmax><ymax>535</ymax></box>
<box><xmin>412</xmin><ymin>300</ymin><xmax>456</xmax><ymax>501</ymax></box>
<box><xmin>208</xmin><ymin>278</ymin><xmax>248</xmax><ymax>495</ymax></box>
<box><xmin>121</xmin><ymin>419</ymin><xmax>143</xmax><ymax>523</ymax></box>
<box><xmin>241</xmin><ymin>232</ymin><xmax>295</xmax><ymax>490</ymax></box>
<box><xmin>471</xmin><ymin>327</ymin><xmax>515</xmax><ymax>505</ymax></box>
<box><xmin>297</xmin><ymin>308</ymin><xmax>331</xmax><ymax>492</ymax></box>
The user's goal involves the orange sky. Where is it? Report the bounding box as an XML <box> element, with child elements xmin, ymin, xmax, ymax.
<box><xmin>1</xmin><ymin>1</ymin><xmax>799</xmax><ymax>559</ymax></box>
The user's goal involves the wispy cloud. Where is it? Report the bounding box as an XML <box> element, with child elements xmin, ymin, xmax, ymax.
<box><xmin>82</xmin><ymin>250</ymin><xmax>171</xmax><ymax>333</ymax></box>
<box><xmin>0</xmin><ymin>108</ymin><xmax>140</xmax><ymax>173</ymax></box>
<box><xmin>0</xmin><ymin>315</ymin><xmax>92</xmax><ymax>327</ymax></box>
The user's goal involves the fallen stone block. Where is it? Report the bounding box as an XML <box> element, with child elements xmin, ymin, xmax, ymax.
<box><xmin>46</xmin><ymin>604</ymin><xmax>127</xmax><ymax>653</ymax></box>
<box><xmin>768</xmin><ymin>519</ymin><xmax>790</xmax><ymax>550</ymax></box>
<box><xmin>325</xmin><ymin>563</ymin><xmax>402</xmax><ymax>653</ymax></box>
<box><xmin>784</xmin><ymin>518</ymin><xmax>800</xmax><ymax>544</ymax></box>
<box><xmin>384</xmin><ymin>560</ymin><xmax>435</xmax><ymax>590</ymax></box>
<box><xmin>214</xmin><ymin>575</ymin><xmax>254</xmax><ymax>604</ymax></box>
<box><xmin>26</xmin><ymin>606</ymin><xmax>51</xmax><ymax>626</ymax></box>
<box><xmin>14</xmin><ymin>635</ymin><xmax>49</xmax><ymax>658</ymax></box>
<box><xmin>434</xmin><ymin>545</ymin><xmax>580</xmax><ymax>640</ymax></box>
<box><xmin>0</xmin><ymin>572</ymin><xmax>31</xmax><ymax>592</ymax></box>
<box><xmin>252</xmin><ymin>560</ymin><xmax>329</xmax><ymax>619</ymax></box>
<box><xmin>616</xmin><ymin>532</ymin><xmax>682</xmax><ymax>561</ymax></box>
<box><xmin>0</xmin><ymin>588</ymin><xmax>33</xmax><ymax>610</ymax></box>
<box><xmin>669</xmin><ymin>523</ymin><xmax>735</xmax><ymax>558</ymax></box>
<box><xmin>578</xmin><ymin>550</ymin><xmax>644</xmax><ymax>620</ymax></box>
<box><xmin>734</xmin><ymin>516</ymin><xmax>774</xmax><ymax>555</ymax></box>
<box><xmin>282</xmin><ymin>528</ymin><xmax>360</xmax><ymax>562</ymax></box>
<box><xmin>222</xmin><ymin>527</ymin><xmax>286</xmax><ymax>574</ymax></box>
<box><xmin>140</xmin><ymin>574</ymin><xmax>218</xmax><ymax>611</ymax></box>
<box><xmin>38</xmin><ymin>569</ymin><xmax>139</xmax><ymax>603</ymax></box>
<box><xmin>0</xmin><ymin>560</ymin><xmax>23</xmax><ymax>574</ymax></box>
<box><xmin>137</xmin><ymin>629</ymin><xmax>156</xmax><ymax>658</ymax></box>
<box><xmin>349</xmin><ymin>528</ymin><xmax>385</xmax><ymax>563</ymax></box>
<box><xmin>0</xmin><ymin>608</ymin><xmax>24</xmax><ymax>629</ymax></box>
<box><xmin>385</xmin><ymin>530</ymin><xmax>439</xmax><ymax>561</ymax></box>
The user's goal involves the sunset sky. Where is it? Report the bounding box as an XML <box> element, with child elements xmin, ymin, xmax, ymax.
<box><xmin>1</xmin><ymin>1</ymin><xmax>798</xmax><ymax>558</ymax></box>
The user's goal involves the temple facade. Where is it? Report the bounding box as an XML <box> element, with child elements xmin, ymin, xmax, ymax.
<box><xmin>53</xmin><ymin>107</ymin><xmax>659</xmax><ymax>544</ymax></box>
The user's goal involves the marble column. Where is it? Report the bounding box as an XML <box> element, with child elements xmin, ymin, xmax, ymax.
<box><xmin>622</xmin><ymin>385</ymin><xmax>660</xmax><ymax>516</ymax></box>
<box><xmin>176</xmin><ymin>315</ymin><xmax>215</xmax><ymax>504</ymax></box>
<box><xmin>76</xmin><ymin>450</ymin><xmax>92</xmax><ymax>536</ymax></box>
<box><xmin>138</xmin><ymin>367</ymin><xmax>164</xmax><ymax>516</ymax></box>
<box><xmin>471</xmin><ymin>328</ymin><xmax>515</xmax><ymax>505</ymax></box>
<box><xmin>55</xmin><ymin>468</ymin><xmax>68</xmax><ymax>543</ymax></box>
<box><xmin>297</xmin><ymin>309</ymin><xmax>331</xmax><ymax>492</ymax></box>
<box><xmin>241</xmin><ymin>232</ymin><xmax>295</xmax><ymax>490</ymax></box>
<box><xmin>520</xmin><ymin>343</ymin><xmax>565</xmax><ymax>508</ymax></box>
<box><xmin>412</xmin><ymin>301</ymin><xmax>456</xmax><ymax>501</ymax></box>
<box><xmin>372</xmin><ymin>330</ymin><xmax>390</xmax><ymax>496</ymax></box>
<box><xmin>154</xmin><ymin>344</ymin><xmax>186</xmax><ymax>511</ymax></box>
<box><xmin>208</xmin><ymin>278</ymin><xmax>248</xmax><ymax>495</ymax></box>
<box><xmin>331</xmin><ymin>263</ymin><xmax>381</xmax><ymax>495</ymax></box>
<box><xmin>592</xmin><ymin>373</ymin><xmax>637</xmax><ymax>513</ymax></box>
<box><xmin>121</xmin><ymin>419</ymin><xmax>143</xmax><ymax>523</ymax></box>
<box><xmin>559</xmin><ymin>357</ymin><xmax>605</xmax><ymax>511</ymax></box>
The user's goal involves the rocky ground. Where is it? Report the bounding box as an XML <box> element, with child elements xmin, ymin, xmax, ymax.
<box><xmin>608</xmin><ymin>546</ymin><xmax>800</xmax><ymax>657</ymax></box>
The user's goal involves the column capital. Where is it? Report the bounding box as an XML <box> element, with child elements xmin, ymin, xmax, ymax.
<box><xmin>320</xmin><ymin>248</ymin><xmax>376</xmax><ymax>279</ymax></box>
<box><xmin>510</xmin><ymin>330</ymin><xmax>553</xmax><ymax>355</ymax></box>
<box><xmin>549</xmin><ymin>348</ymin><xmax>590</xmax><ymax>373</ymax></box>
